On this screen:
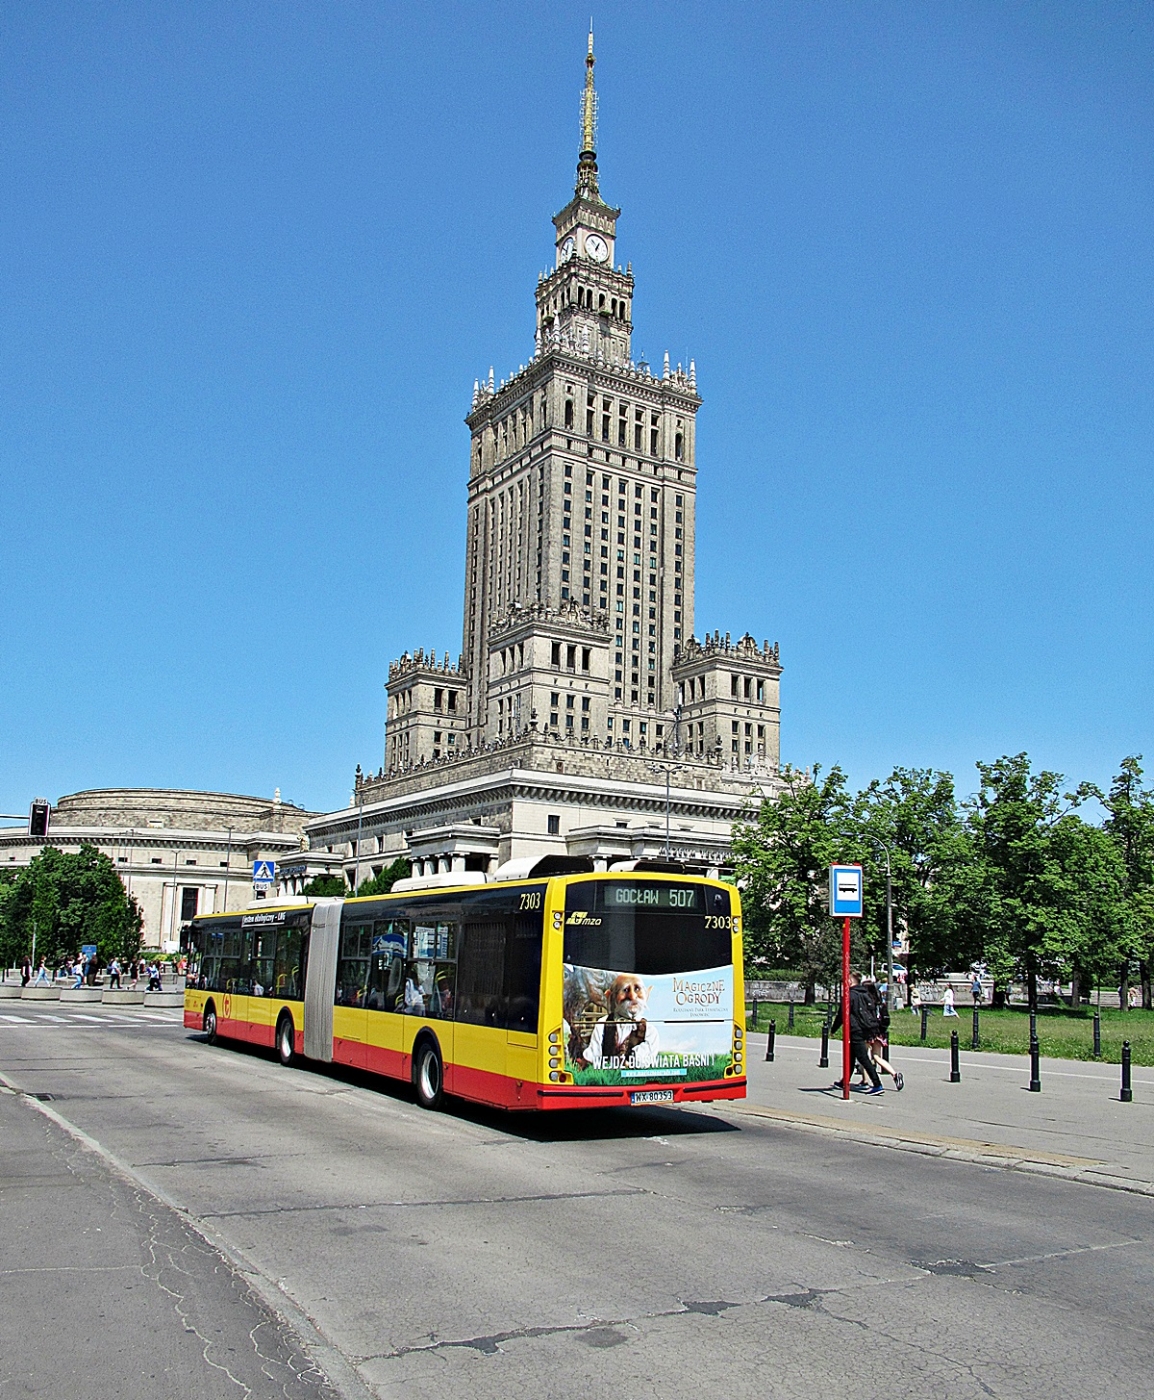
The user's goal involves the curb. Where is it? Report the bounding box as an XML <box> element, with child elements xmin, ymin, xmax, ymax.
<box><xmin>717</xmin><ymin>1099</ymin><xmax>1154</xmax><ymax>1198</ymax></box>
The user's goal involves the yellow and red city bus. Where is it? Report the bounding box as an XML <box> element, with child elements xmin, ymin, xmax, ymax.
<box><xmin>183</xmin><ymin>862</ymin><xmax>746</xmax><ymax>1111</ymax></box>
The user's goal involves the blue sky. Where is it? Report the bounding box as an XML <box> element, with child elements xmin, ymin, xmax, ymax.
<box><xmin>2</xmin><ymin>1</ymin><xmax>1151</xmax><ymax>816</ymax></box>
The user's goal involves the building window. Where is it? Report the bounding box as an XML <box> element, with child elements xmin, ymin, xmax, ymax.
<box><xmin>180</xmin><ymin>888</ymin><xmax>199</xmax><ymax>921</ymax></box>
<box><xmin>547</xmin><ymin>814</ymin><xmax>561</xmax><ymax>836</ymax></box>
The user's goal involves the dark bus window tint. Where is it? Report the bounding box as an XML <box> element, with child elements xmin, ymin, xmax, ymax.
<box><xmin>456</xmin><ymin>921</ymin><xmax>505</xmax><ymax>1025</ymax></box>
<box><xmin>504</xmin><ymin>913</ymin><xmax>542</xmax><ymax>1032</ymax></box>
<box><xmin>273</xmin><ymin>919</ymin><xmax>306</xmax><ymax>999</ymax></box>
<box><xmin>563</xmin><ymin>882</ymin><xmax>731</xmax><ymax>974</ymax></box>
<box><xmin>336</xmin><ymin>921</ymin><xmax>372</xmax><ymax>1006</ymax></box>
<box><xmin>253</xmin><ymin>931</ymin><xmax>276</xmax><ymax>997</ymax></box>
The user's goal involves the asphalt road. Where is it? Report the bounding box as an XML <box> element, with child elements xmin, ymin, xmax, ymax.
<box><xmin>2</xmin><ymin>1008</ymin><xmax>1152</xmax><ymax>1400</ymax></box>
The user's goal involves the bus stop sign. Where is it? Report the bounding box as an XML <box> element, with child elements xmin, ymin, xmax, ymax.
<box><xmin>829</xmin><ymin>864</ymin><xmax>863</xmax><ymax>918</ymax></box>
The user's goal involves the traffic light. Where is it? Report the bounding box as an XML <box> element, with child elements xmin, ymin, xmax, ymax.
<box><xmin>28</xmin><ymin>800</ymin><xmax>50</xmax><ymax>838</ymax></box>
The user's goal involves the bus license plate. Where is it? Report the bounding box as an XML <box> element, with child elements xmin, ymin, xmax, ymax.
<box><xmin>630</xmin><ymin>1089</ymin><xmax>674</xmax><ymax>1105</ymax></box>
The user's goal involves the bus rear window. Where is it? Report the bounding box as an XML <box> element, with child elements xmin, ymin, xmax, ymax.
<box><xmin>563</xmin><ymin>881</ymin><xmax>732</xmax><ymax>974</ymax></box>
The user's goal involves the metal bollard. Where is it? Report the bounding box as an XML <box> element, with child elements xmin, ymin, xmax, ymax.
<box><xmin>819</xmin><ymin>1019</ymin><xmax>830</xmax><ymax>1069</ymax></box>
<box><xmin>972</xmin><ymin>1005</ymin><xmax>980</xmax><ymax>1051</ymax></box>
<box><xmin>1029</xmin><ymin>1009</ymin><xmax>1037</xmax><ymax>1044</ymax></box>
<box><xmin>766</xmin><ymin>1019</ymin><xmax>776</xmax><ymax>1062</ymax></box>
<box><xmin>950</xmin><ymin>1029</ymin><xmax>961</xmax><ymax>1082</ymax></box>
<box><xmin>1029</xmin><ymin>1036</ymin><xmax>1041</xmax><ymax>1092</ymax></box>
<box><xmin>1121</xmin><ymin>1041</ymin><xmax>1132</xmax><ymax>1103</ymax></box>
<box><xmin>788</xmin><ymin>998</ymin><xmax>795</xmax><ymax>1029</ymax></box>
<box><xmin>1093</xmin><ymin>1012</ymin><xmax>1101</xmax><ymax>1059</ymax></box>
<box><xmin>920</xmin><ymin>1004</ymin><xmax>929</xmax><ymax>1041</ymax></box>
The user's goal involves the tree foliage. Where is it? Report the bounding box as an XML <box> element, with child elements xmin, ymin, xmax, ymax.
<box><xmin>0</xmin><ymin>844</ymin><xmax>143</xmax><ymax>970</ymax></box>
<box><xmin>354</xmin><ymin>857</ymin><xmax>411</xmax><ymax>897</ymax></box>
<box><xmin>736</xmin><ymin>753</ymin><xmax>1144</xmax><ymax>1004</ymax></box>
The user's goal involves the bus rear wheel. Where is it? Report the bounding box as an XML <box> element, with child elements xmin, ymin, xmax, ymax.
<box><xmin>203</xmin><ymin>1004</ymin><xmax>218</xmax><ymax>1045</ymax></box>
<box><xmin>276</xmin><ymin>1013</ymin><xmax>296</xmax><ymax>1067</ymax></box>
<box><xmin>413</xmin><ymin>1040</ymin><xmax>443</xmax><ymax>1110</ymax></box>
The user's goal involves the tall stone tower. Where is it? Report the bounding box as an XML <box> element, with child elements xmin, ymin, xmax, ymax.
<box><xmin>461</xmin><ymin>29</ymin><xmax>702</xmax><ymax>747</ymax></box>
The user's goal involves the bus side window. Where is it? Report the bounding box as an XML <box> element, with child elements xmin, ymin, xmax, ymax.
<box><xmin>503</xmin><ymin>913</ymin><xmax>542</xmax><ymax>1033</ymax></box>
<box><xmin>456</xmin><ymin>920</ymin><xmax>504</xmax><ymax>1025</ymax></box>
<box><xmin>253</xmin><ymin>931</ymin><xmax>275</xmax><ymax>997</ymax></box>
<box><xmin>336</xmin><ymin>921</ymin><xmax>372</xmax><ymax>1006</ymax></box>
<box><xmin>368</xmin><ymin>919</ymin><xmax>406</xmax><ymax>1011</ymax></box>
<box><xmin>274</xmin><ymin>922</ymin><xmax>304</xmax><ymax>998</ymax></box>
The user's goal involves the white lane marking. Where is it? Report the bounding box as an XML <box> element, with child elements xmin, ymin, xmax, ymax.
<box><xmin>70</xmin><ymin>1013</ymin><xmax>112</xmax><ymax>1023</ymax></box>
<box><xmin>0</xmin><ymin>1014</ymin><xmax>32</xmax><ymax>1023</ymax></box>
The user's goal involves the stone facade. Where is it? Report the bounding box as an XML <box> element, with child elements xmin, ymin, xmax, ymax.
<box><xmin>0</xmin><ymin>789</ymin><xmax>317</xmax><ymax>951</ymax></box>
<box><xmin>306</xmin><ymin>35</ymin><xmax>783</xmax><ymax>880</ymax></box>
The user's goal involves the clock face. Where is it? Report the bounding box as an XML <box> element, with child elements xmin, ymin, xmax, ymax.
<box><xmin>559</xmin><ymin>236</ymin><xmax>575</xmax><ymax>262</ymax></box>
<box><xmin>584</xmin><ymin>233</ymin><xmax>609</xmax><ymax>262</ymax></box>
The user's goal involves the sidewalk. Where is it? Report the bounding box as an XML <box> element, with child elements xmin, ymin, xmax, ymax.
<box><xmin>727</xmin><ymin>1030</ymin><xmax>1154</xmax><ymax>1195</ymax></box>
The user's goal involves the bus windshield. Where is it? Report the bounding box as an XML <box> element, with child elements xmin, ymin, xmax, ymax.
<box><xmin>563</xmin><ymin>880</ymin><xmax>732</xmax><ymax>975</ymax></box>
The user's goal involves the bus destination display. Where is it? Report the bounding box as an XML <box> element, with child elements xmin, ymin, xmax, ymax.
<box><xmin>605</xmin><ymin>884</ymin><xmax>698</xmax><ymax>910</ymax></box>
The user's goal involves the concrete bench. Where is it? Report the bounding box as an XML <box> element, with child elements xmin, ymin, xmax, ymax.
<box><xmin>143</xmin><ymin>991</ymin><xmax>184</xmax><ymax>1008</ymax></box>
<box><xmin>21</xmin><ymin>986</ymin><xmax>61</xmax><ymax>1000</ymax></box>
<box><xmin>60</xmin><ymin>988</ymin><xmax>104</xmax><ymax>1003</ymax></box>
<box><xmin>101</xmin><ymin>989</ymin><xmax>145</xmax><ymax>1006</ymax></box>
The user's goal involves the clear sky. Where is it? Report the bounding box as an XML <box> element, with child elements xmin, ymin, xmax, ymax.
<box><xmin>2</xmin><ymin>1</ymin><xmax>1151</xmax><ymax>817</ymax></box>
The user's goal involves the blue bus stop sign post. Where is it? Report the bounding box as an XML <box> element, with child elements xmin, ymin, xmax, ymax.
<box><xmin>829</xmin><ymin>865</ymin><xmax>864</xmax><ymax>1101</ymax></box>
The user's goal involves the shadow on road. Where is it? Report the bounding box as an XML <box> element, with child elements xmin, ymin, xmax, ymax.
<box><xmin>189</xmin><ymin>1032</ymin><xmax>739</xmax><ymax>1142</ymax></box>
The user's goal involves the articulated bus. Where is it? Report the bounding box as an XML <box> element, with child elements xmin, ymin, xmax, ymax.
<box><xmin>183</xmin><ymin>859</ymin><xmax>746</xmax><ymax>1111</ymax></box>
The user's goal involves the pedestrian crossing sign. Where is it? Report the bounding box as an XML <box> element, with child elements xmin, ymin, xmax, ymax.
<box><xmin>252</xmin><ymin>860</ymin><xmax>276</xmax><ymax>888</ymax></box>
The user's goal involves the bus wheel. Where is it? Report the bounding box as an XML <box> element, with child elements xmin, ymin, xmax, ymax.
<box><xmin>276</xmin><ymin>1013</ymin><xmax>296</xmax><ymax>1067</ymax></box>
<box><xmin>203</xmin><ymin>1004</ymin><xmax>218</xmax><ymax>1045</ymax></box>
<box><xmin>413</xmin><ymin>1039</ymin><xmax>443</xmax><ymax>1110</ymax></box>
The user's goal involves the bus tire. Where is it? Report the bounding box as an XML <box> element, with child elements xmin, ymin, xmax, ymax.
<box><xmin>276</xmin><ymin>1012</ymin><xmax>296</xmax><ymax>1067</ymax></box>
<box><xmin>413</xmin><ymin>1037</ymin><xmax>444</xmax><ymax>1111</ymax></box>
<box><xmin>203</xmin><ymin>1002</ymin><xmax>218</xmax><ymax>1045</ymax></box>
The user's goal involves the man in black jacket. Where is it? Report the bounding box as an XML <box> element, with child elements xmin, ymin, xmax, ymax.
<box><xmin>831</xmin><ymin>971</ymin><xmax>884</xmax><ymax>1094</ymax></box>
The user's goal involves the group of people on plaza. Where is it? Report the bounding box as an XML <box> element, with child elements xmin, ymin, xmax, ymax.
<box><xmin>18</xmin><ymin>954</ymin><xmax>169</xmax><ymax>990</ymax></box>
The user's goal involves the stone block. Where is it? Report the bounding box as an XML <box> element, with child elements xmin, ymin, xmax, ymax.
<box><xmin>21</xmin><ymin>986</ymin><xmax>62</xmax><ymax>1000</ymax></box>
<box><xmin>101</xmin><ymin>989</ymin><xmax>145</xmax><ymax>1006</ymax></box>
<box><xmin>143</xmin><ymin>991</ymin><xmax>184</xmax><ymax>1008</ymax></box>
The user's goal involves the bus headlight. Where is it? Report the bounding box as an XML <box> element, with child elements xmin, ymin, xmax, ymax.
<box><xmin>549</xmin><ymin>1057</ymin><xmax>560</xmax><ymax>1069</ymax></box>
<box><xmin>549</xmin><ymin>1071</ymin><xmax>561</xmax><ymax>1082</ymax></box>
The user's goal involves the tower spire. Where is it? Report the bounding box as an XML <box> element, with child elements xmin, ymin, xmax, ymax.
<box><xmin>576</xmin><ymin>25</ymin><xmax>600</xmax><ymax>199</ymax></box>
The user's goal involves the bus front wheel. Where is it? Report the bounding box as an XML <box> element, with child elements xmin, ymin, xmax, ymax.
<box><xmin>413</xmin><ymin>1039</ymin><xmax>444</xmax><ymax>1110</ymax></box>
<box><xmin>203</xmin><ymin>1004</ymin><xmax>218</xmax><ymax>1045</ymax></box>
<box><xmin>277</xmin><ymin>1013</ymin><xmax>296</xmax><ymax>1067</ymax></box>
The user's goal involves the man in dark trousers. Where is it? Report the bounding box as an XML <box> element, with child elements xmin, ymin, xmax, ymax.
<box><xmin>831</xmin><ymin>971</ymin><xmax>884</xmax><ymax>1095</ymax></box>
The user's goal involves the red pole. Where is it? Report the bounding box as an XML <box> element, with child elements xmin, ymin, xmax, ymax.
<box><xmin>842</xmin><ymin>914</ymin><xmax>851</xmax><ymax>1101</ymax></box>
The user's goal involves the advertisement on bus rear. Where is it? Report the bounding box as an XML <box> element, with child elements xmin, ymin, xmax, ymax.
<box><xmin>562</xmin><ymin>963</ymin><xmax>734</xmax><ymax>1086</ymax></box>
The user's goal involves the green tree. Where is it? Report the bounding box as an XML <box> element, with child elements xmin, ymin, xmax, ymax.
<box><xmin>1098</xmin><ymin>757</ymin><xmax>1154</xmax><ymax>1007</ymax></box>
<box><xmin>733</xmin><ymin>764</ymin><xmax>864</xmax><ymax>1001</ymax></box>
<box><xmin>355</xmin><ymin>857</ymin><xmax>411</xmax><ymax>897</ymax></box>
<box><xmin>961</xmin><ymin>754</ymin><xmax>1099</xmax><ymax>1007</ymax></box>
<box><xmin>1</xmin><ymin>845</ymin><xmax>143</xmax><ymax>970</ymax></box>
<box><xmin>301</xmin><ymin>874</ymin><xmax>348</xmax><ymax>898</ymax></box>
<box><xmin>855</xmin><ymin>768</ymin><xmax>963</xmax><ymax>987</ymax></box>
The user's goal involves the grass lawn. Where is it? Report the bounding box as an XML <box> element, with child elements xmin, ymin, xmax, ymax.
<box><xmin>745</xmin><ymin>998</ymin><xmax>1154</xmax><ymax>1066</ymax></box>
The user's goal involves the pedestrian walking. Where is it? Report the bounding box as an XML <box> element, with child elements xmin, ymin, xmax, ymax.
<box><xmin>831</xmin><ymin>972</ymin><xmax>885</xmax><ymax>1095</ymax></box>
<box><xmin>942</xmin><ymin>985</ymin><xmax>958</xmax><ymax>1017</ymax></box>
<box><xmin>852</xmin><ymin>981</ymin><xmax>905</xmax><ymax>1091</ymax></box>
<box><xmin>20</xmin><ymin>956</ymin><xmax>32</xmax><ymax>987</ymax></box>
<box><xmin>33</xmin><ymin>959</ymin><xmax>50</xmax><ymax>986</ymax></box>
<box><xmin>971</xmin><ymin>971</ymin><xmax>984</xmax><ymax>1005</ymax></box>
<box><xmin>108</xmin><ymin>958</ymin><xmax>121</xmax><ymax>989</ymax></box>
<box><xmin>72</xmin><ymin>957</ymin><xmax>85</xmax><ymax>990</ymax></box>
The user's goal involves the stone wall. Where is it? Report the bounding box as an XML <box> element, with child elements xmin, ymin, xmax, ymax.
<box><xmin>52</xmin><ymin>789</ymin><xmax>315</xmax><ymax>836</ymax></box>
